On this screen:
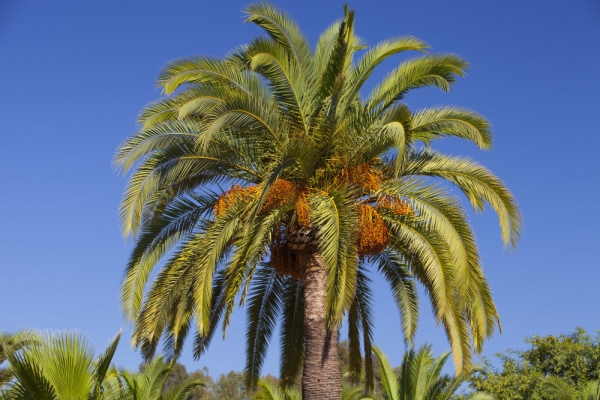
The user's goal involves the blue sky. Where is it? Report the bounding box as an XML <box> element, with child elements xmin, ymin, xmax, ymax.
<box><xmin>1</xmin><ymin>0</ymin><xmax>599</xmax><ymax>377</ymax></box>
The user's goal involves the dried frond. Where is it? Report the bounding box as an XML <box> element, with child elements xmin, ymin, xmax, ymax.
<box><xmin>357</xmin><ymin>205</ymin><xmax>390</xmax><ymax>257</ymax></box>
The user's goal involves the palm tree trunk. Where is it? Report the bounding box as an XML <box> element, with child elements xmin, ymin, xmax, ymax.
<box><xmin>300</xmin><ymin>250</ymin><xmax>342</xmax><ymax>400</ymax></box>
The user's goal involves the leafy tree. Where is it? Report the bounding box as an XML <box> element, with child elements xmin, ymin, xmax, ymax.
<box><xmin>466</xmin><ymin>328</ymin><xmax>600</xmax><ymax>399</ymax></box>
<box><xmin>114</xmin><ymin>3</ymin><xmax>521</xmax><ymax>399</ymax></box>
<box><xmin>163</xmin><ymin>362</ymin><xmax>190</xmax><ymax>392</ymax></box>
<box><xmin>212</xmin><ymin>371</ymin><xmax>251</xmax><ymax>400</ymax></box>
<box><xmin>1</xmin><ymin>331</ymin><xmax>120</xmax><ymax>400</ymax></box>
<box><xmin>187</xmin><ymin>368</ymin><xmax>215</xmax><ymax>400</ymax></box>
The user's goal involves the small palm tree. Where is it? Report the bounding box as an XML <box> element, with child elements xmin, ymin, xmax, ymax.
<box><xmin>115</xmin><ymin>3</ymin><xmax>521</xmax><ymax>399</ymax></box>
<box><xmin>544</xmin><ymin>377</ymin><xmax>600</xmax><ymax>400</ymax></box>
<box><xmin>1</xmin><ymin>331</ymin><xmax>120</xmax><ymax>400</ymax></box>
<box><xmin>372</xmin><ymin>345</ymin><xmax>495</xmax><ymax>400</ymax></box>
<box><xmin>253</xmin><ymin>378</ymin><xmax>370</xmax><ymax>400</ymax></box>
<box><xmin>253</xmin><ymin>379</ymin><xmax>301</xmax><ymax>400</ymax></box>
<box><xmin>108</xmin><ymin>356</ymin><xmax>204</xmax><ymax>400</ymax></box>
<box><xmin>0</xmin><ymin>331</ymin><xmax>38</xmax><ymax>388</ymax></box>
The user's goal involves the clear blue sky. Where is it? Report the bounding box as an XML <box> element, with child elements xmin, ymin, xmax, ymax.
<box><xmin>1</xmin><ymin>0</ymin><xmax>599</xmax><ymax>377</ymax></box>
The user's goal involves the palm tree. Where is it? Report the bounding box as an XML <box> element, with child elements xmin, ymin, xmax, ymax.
<box><xmin>372</xmin><ymin>346</ymin><xmax>495</xmax><ymax>400</ymax></box>
<box><xmin>114</xmin><ymin>3</ymin><xmax>521</xmax><ymax>399</ymax></box>
<box><xmin>252</xmin><ymin>378</ymin><xmax>369</xmax><ymax>400</ymax></box>
<box><xmin>1</xmin><ymin>331</ymin><xmax>120</xmax><ymax>400</ymax></box>
<box><xmin>106</xmin><ymin>356</ymin><xmax>204</xmax><ymax>400</ymax></box>
<box><xmin>544</xmin><ymin>377</ymin><xmax>600</xmax><ymax>400</ymax></box>
<box><xmin>253</xmin><ymin>379</ymin><xmax>301</xmax><ymax>400</ymax></box>
<box><xmin>0</xmin><ymin>331</ymin><xmax>38</xmax><ymax>388</ymax></box>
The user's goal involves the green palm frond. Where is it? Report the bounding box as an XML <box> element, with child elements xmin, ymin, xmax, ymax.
<box><xmin>243</xmin><ymin>3</ymin><xmax>315</xmax><ymax>82</ymax></box>
<box><xmin>91</xmin><ymin>331</ymin><xmax>122</xmax><ymax>400</ymax></box>
<box><xmin>354</xmin><ymin>266</ymin><xmax>375</xmax><ymax>391</ymax></box>
<box><xmin>253</xmin><ymin>378</ymin><xmax>301</xmax><ymax>400</ymax></box>
<box><xmin>580</xmin><ymin>381</ymin><xmax>600</xmax><ymax>400</ymax></box>
<box><xmin>279</xmin><ymin>279</ymin><xmax>305</xmax><ymax>389</ymax></box>
<box><xmin>193</xmin><ymin>269</ymin><xmax>228</xmax><ymax>359</ymax></box>
<box><xmin>157</xmin><ymin>56</ymin><xmax>252</xmax><ymax>96</ymax></box>
<box><xmin>543</xmin><ymin>376</ymin><xmax>579</xmax><ymax>399</ymax></box>
<box><xmin>311</xmin><ymin>189</ymin><xmax>359</xmax><ymax>327</ymax></box>
<box><xmin>4</xmin><ymin>332</ymin><xmax>120</xmax><ymax>400</ymax></box>
<box><xmin>347</xmin><ymin>36</ymin><xmax>429</xmax><ymax>103</ymax></box>
<box><xmin>244</xmin><ymin>266</ymin><xmax>284</xmax><ymax>388</ymax></box>
<box><xmin>374</xmin><ymin>251</ymin><xmax>419</xmax><ymax>346</ymax></box>
<box><xmin>341</xmin><ymin>382</ymin><xmax>370</xmax><ymax>400</ymax></box>
<box><xmin>4</xmin><ymin>352</ymin><xmax>57</xmax><ymax>400</ymax></box>
<box><xmin>383</xmin><ymin>213</ymin><xmax>455</xmax><ymax>320</ymax></box>
<box><xmin>405</xmin><ymin>149</ymin><xmax>522</xmax><ymax>249</ymax></box>
<box><xmin>220</xmin><ymin>208</ymin><xmax>287</xmax><ymax>336</ymax></box>
<box><xmin>112</xmin><ymin>356</ymin><xmax>203</xmax><ymax>400</ymax></box>
<box><xmin>411</xmin><ymin>106</ymin><xmax>492</xmax><ymax>150</ymax></box>
<box><xmin>120</xmin><ymin>192</ymin><xmax>216</xmax><ymax>321</ymax></box>
<box><xmin>231</xmin><ymin>37</ymin><xmax>309</xmax><ymax>134</ymax></box>
<box><xmin>367</xmin><ymin>54</ymin><xmax>469</xmax><ymax>116</ymax></box>
<box><xmin>372</xmin><ymin>347</ymin><xmax>399</xmax><ymax>400</ymax></box>
<box><xmin>163</xmin><ymin>379</ymin><xmax>206</xmax><ymax>400</ymax></box>
<box><xmin>314</xmin><ymin>20</ymin><xmax>343</xmax><ymax>77</ymax></box>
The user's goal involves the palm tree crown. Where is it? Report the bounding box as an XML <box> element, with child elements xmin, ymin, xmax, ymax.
<box><xmin>114</xmin><ymin>3</ymin><xmax>521</xmax><ymax>396</ymax></box>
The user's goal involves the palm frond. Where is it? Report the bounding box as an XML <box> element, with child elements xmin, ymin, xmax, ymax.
<box><xmin>374</xmin><ymin>251</ymin><xmax>419</xmax><ymax>346</ymax></box>
<box><xmin>406</xmin><ymin>149</ymin><xmax>522</xmax><ymax>249</ymax></box>
<box><xmin>4</xmin><ymin>351</ymin><xmax>57</xmax><ymax>400</ymax></box>
<box><xmin>243</xmin><ymin>3</ymin><xmax>315</xmax><ymax>83</ymax></box>
<box><xmin>220</xmin><ymin>208</ymin><xmax>286</xmax><ymax>336</ymax></box>
<box><xmin>311</xmin><ymin>189</ymin><xmax>359</xmax><ymax>327</ymax></box>
<box><xmin>411</xmin><ymin>106</ymin><xmax>492</xmax><ymax>150</ymax></box>
<box><xmin>348</xmin><ymin>36</ymin><xmax>429</xmax><ymax>102</ymax></box>
<box><xmin>91</xmin><ymin>331</ymin><xmax>121</xmax><ymax>399</ymax></box>
<box><xmin>244</xmin><ymin>266</ymin><xmax>284</xmax><ymax>388</ymax></box>
<box><xmin>372</xmin><ymin>347</ymin><xmax>399</xmax><ymax>400</ymax></box>
<box><xmin>366</xmin><ymin>54</ymin><xmax>469</xmax><ymax>116</ymax></box>
<box><xmin>279</xmin><ymin>279</ymin><xmax>305</xmax><ymax>389</ymax></box>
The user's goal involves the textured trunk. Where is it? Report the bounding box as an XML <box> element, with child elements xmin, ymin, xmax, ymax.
<box><xmin>300</xmin><ymin>250</ymin><xmax>342</xmax><ymax>400</ymax></box>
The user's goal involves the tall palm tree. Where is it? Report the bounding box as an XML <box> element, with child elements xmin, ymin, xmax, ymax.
<box><xmin>114</xmin><ymin>3</ymin><xmax>521</xmax><ymax>399</ymax></box>
<box><xmin>1</xmin><ymin>331</ymin><xmax>120</xmax><ymax>400</ymax></box>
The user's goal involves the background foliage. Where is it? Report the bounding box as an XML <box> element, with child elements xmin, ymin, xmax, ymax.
<box><xmin>464</xmin><ymin>328</ymin><xmax>600</xmax><ymax>399</ymax></box>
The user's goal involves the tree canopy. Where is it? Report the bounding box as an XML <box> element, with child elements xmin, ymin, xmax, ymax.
<box><xmin>466</xmin><ymin>328</ymin><xmax>600</xmax><ymax>399</ymax></box>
